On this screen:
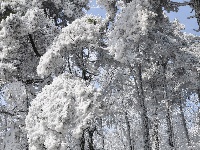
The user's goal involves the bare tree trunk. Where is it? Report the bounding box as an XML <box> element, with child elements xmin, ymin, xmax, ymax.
<box><xmin>152</xmin><ymin>108</ymin><xmax>160</xmax><ymax>150</ymax></box>
<box><xmin>99</xmin><ymin>118</ymin><xmax>105</xmax><ymax>150</ymax></box>
<box><xmin>162</xmin><ymin>62</ymin><xmax>176</xmax><ymax>149</ymax></box>
<box><xmin>197</xmin><ymin>88</ymin><xmax>200</xmax><ymax>143</ymax></box>
<box><xmin>80</xmin><ymin>131</ymin><xmax>85</xmax><ymax>150</ymax></box>
<box><xmin>125</xmin><ymin>112</ymin><xmax>134</xmax><ymax>150</ymax></box>
<box><xmin>165</xmin><ymin>102</ymin><xmax>175</xmax><ymax>148</ymax></box>
<box><xmin>88</xmin><ymin>127</ymin><xmax>95</xmax><ymax>150</ymax></box>
<box><xmin>178</xmin><ymin>93</ymin><xmax>191</xmax><ymax>146</ymax></box>
<box><xmin>197</xmin><ymin>88</ymin><xmax>200</xmax><ymax>119</ymax></box>
<box><xmin>133</xmin><ymin>64</ymin><xmax>151</xmax><ymax>150</ymax></box>
<box><xmin>151</xmin><ymin>87</ymin><xmax>160</xmax><ymax>150</ymax></box>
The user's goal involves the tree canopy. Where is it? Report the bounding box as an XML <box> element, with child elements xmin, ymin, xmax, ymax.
<box><xmin>1</xmin><ymin>0</ymin><xmax>200</xmax><ymax>150</ymax></box>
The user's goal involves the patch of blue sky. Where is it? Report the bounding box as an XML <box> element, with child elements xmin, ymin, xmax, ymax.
<box><xmin>87</xmin><ymin>0</ymin><xmax>106</xmax><ymax>18</ymax></box>
<box><xmin>0</xmin><ymin>93</ymin><xmax>6</xmax><ymax>106</ymax></box>
<box><xmin>87</xmin><ymin>0</ymin><xmax>200</xmax><ymax>36</ymax></box>
<box><xmin>166</xmin><ymin>0</ymin><xmax>200</xmax><ymax>36</ymax></box>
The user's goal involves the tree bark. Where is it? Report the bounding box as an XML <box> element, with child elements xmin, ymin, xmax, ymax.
<box><xmin>28</xmin><ymin>34</ymin><xmax>41</xmax><ymax>57</ymax></box>
<box><xmin>99</xmin><ymin>118</ymin><xmax>105</xmax><ymax>150</ymax></box>
<box><xmin>197</xmin><ymin>88</ymin><xmax>200</xmax><ymax>143</ymax></box>
<box><xmin>134</xmin><ymin>63</ymin><xmax>151</xmax><ymax>150</ymax></box>
<box><xmin>166</xmin><ymin>103</ymin><xmax>175</xmax><ymax>148</ymax></box>
<box><xmin>152</xmin><ymin>87</ymin><xmax>160</xmax><ymax>150</ymax></box>
<box><xmin>153</xmin><ymin>109</ymin><xmax>160</xmax><ymax>150</ymax></box>
<box><xmin>179</xmin><ymin>93</ymin><xmax>191</xmax><ymax>146</ymax></box>
<box><xmin>88</xmin><ymin>127</ymin><xmax>95</xmax><ymax>150</ymax></box>
<box><xmin>162</xmin><ymin>62</ymin><xmax>176</xmax><ymax>149</ymax></box>
<box><xmin>80</xmin><ymin>131</ymin><xmax>85</xmax><ymax>150</ymax></box>
<box><xmin>125</xmin><ymin>112</ymin><xmax>134</xmax><ymax>150</ymax></box>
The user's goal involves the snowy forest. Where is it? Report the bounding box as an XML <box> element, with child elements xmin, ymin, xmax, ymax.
<box><xmin>1</xmin><ymin>0</ymin><xmax>200</xmax><ymax>149</ymax></box>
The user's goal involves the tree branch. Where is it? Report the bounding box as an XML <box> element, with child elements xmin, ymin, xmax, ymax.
<box><xmin>28</xmin><ymin>34</ymin><xmax>41</xmax><ymax>57</ymax></box>
<box><xmin>0</xmin><ymin>110</ymin><xmax>14</xmax><ymax>116</ymax></box>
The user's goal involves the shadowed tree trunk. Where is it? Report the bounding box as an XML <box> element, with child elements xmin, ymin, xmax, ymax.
<box><xmin>125</xmin><ymin>111</ymin><xmax>134</xmax><ymax>150</ymax></box>
<box><xmin>88</xmin><ymin>127</ymin><xmax>95</xmax><ymax>150</ymax></box>
<box><xmin>133</xmin><ymin>63</ymin><xmax>151</xmax><ymax>150</ymax></box>
<box><xmin>179</xmin><ymin>92</ymin><xmax>191</xmax><ymax>146</ymax></box>
<box><xmin>162</xmin><ymin>62</ymin><xmax>176</xmax><ymax>149</ymax></box>
<box><xmin>151</xmin><ymin>85</ymin><xmax>160</xmax><ymax>150</ymax></box>
<box><xmin>80</xmin><ymin>131</ymin><xmax>85</xmax><ymax>150</ymax></box>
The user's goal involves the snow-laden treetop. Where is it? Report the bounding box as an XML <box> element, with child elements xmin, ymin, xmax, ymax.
<box><xmin>26</xmin><ymin>74</ymin><xmax>102</xmax><ymax>150</ymax></box>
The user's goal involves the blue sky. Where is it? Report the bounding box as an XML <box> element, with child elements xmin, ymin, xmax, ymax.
<box><xmin>166</xmin><ymin>1</ymin><xmax>200</xmax><ymax>36</ymax></box>
<box><xmin>88</xmin><ymin>0</ymin><xmax>200</xmax><ymax>36</ymax></box>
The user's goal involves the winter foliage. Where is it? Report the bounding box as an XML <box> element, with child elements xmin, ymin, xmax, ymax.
<box><xmin>1</xmin><ymin>0</ymin><xmax>200</xmax><ymax>150</ymax></box>
<box><xmin>26</xmin><ymin>74</ymin><xmax>101</xmax><ymax>149</ymax></box>
<box><xmin>37</xmin><ymin>15</ymin><xmax>102</xmax><ymax>77</ymax></box>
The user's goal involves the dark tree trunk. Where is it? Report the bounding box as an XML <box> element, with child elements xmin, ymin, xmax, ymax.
<box><xmin>125</xmin><ymin>112</ymin><xmax>134</xmax><ymax>150</ymax></box>
<box><xmin>135</xmin><ymin>64</ymin><xmax>151</xmax><ymax>150</ymax></box>
<box><xmin>80</xmin><ymin>131</ymin><xmax>85</xmax><ymax>150</ymax></box>
<box><xmin>162</xmin><ymin>62</ymin><xmax>176</xmax><ymax>149</ymax></box>
<box><xmin>152</xmin><ymin>87</ymin><xmax>160</xmax><ymax>150</ymax></box>
<box><xmin>88</xmin><ymin>127</ymin><xmax>95</xmax><ymax>150</ymax></box>
<box><xmin>166</xmin><ymin>104</ymin><xmax>175</xmax><ymax>148</ymax></box>
<box><xmin>28</xmin><ymin>34</ymin><xmax>41</xmax><ymax>57</ymax></box>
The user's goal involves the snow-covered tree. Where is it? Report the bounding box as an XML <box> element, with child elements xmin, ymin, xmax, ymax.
<box><xmin>26</xmin><ymin>74</ymin><xmax>102</xmax><ymax>150</ymax></box>
<box><xmin>1</xmin><ymin>0</ymin><xmax>200</xmax><ymax>150</ymax></box>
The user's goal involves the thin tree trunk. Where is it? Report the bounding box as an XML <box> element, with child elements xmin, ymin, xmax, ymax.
<box><xmin>80</xmin><ymin>131</ymin><xmax>85</xmax><ymax>150</ymax></box>
<box><xmin>197</xmin><ymin>88</ymin><xmax>200</xmax><ymax>103</ymax></box>
<box><xmin>99</xmin><ymin>118</ymin><xmax>105</xmax><ymax>150</ymax></box>
<box><xmin>197</xmin><ymin>88</ymin><xmax>200</xmax><ymax>143</ymax></box>
<box><xmin>134</xmin><ymin>63</ymin><xmax>151</xmax><ymax>150</ymax></box>
<box><xmin>88</xmin><ymin>127</ymin><xmax>95</xmax><ymax>150</ymax></box>
<box><xmin>166</xmin><ymin>103</ymin><xmax>175</xmax><ymax>148</ymax></box>
<box><xmin>178</xmin><ymin>93</ymin><xmax>191</xmax><ymax>146</ymax></box>
<box><xmin>125</xmin><ymin>111</ymin><xmax>134</xmax><ymax>150</ymax></box>
<box><xmin>162</xmin><ymin>62</ymin><xmax>176</xmax><ymax>149</ymax></box>
<box><xmin>152</xmin><ymin>87</ymin><xmax>160</xmax><ymax>150</ymax></box>
<box><xmin>197</xmin><ymin>88</ymin><xmax>200</xmax><ymax>122</ymax></box>
<box><xmin>152</xmin><ymin>108</ymin><xmax>160</xmax><ymax>150</ymax></box>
